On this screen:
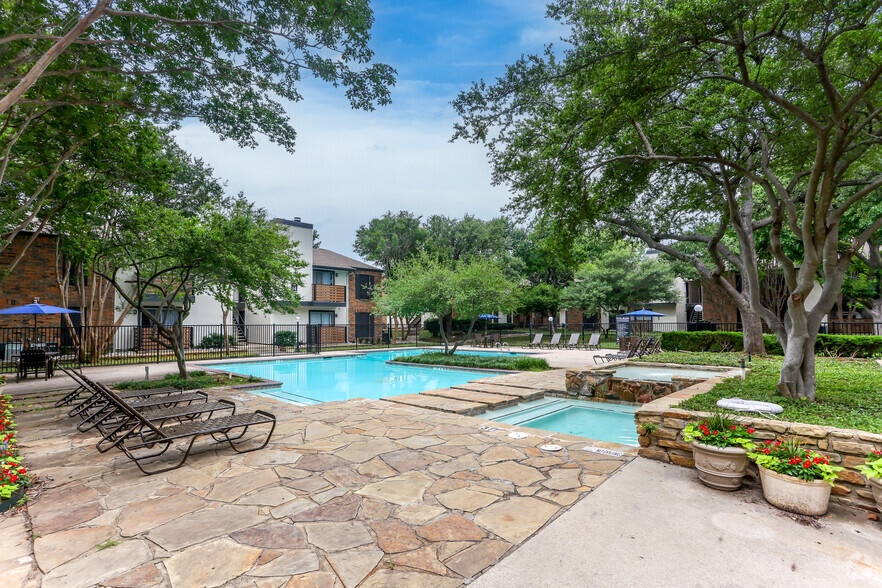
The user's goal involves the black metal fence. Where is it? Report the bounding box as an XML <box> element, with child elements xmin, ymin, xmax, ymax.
<box><xmin>2</xmin><ymin>319</ymin><xmax>879</xmax><ymax>373</ymax></box>
<box><xmin>0</xmin><ymin>321</ymin><xmax>422</xmax><ymax>374</ymax></box>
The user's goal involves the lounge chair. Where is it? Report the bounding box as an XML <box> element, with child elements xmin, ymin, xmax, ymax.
<box><xmin>541</xmin><ymin>333</ymin><xmax>562</xmax><ymax>349</ymax></box>
<box><xmin>584</xmin><ymin>332</ymin><xmax>601</xmax><ymax>350</ymax></box>
<box><xmin>594</xmin><ymin>337</ymin><xmax>646</xmax><ymax>364</ymax></box>
<box><xmin>96</xmin><ymin>385</ymin><xmax>275</xmax><ymax>474</ymax></box>
<box><xmin>16</xmin><ymin>348</ymin><xmax>53</xmax><ymax>381</ymax></box>
<box><xmin>565</xmin><ymin>333</ymin><xmax>581</xmax><ymax>349</ymax></box>
<box><xmin>526</xmin><ymin>334</ymin><xmax>543</xmax><ymax>348</ymax></box>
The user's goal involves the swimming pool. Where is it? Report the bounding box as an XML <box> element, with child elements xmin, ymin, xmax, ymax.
<box><xmin>485</xmin><ymin>398</ymin><xmax>638</xmax><ymax>446</ymax></box>
<box><xmin>204</xmin><ymin>349</ymin><xmax>514</xmax><ymax>405</ymax></box>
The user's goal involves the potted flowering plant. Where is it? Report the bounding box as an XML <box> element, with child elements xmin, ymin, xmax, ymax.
<box><xmin>683</xmin><ymin>412</ymin><xmax>756</xmax><ymax>491</ymax></box>
<box><xmin>856</xmin><ymin>450</ymin><xmax>882</xmax><ymax>512</ymax></box>
<box><xmin>748</xmin><ymin>438</ymin><xmax>843</xmax><ymax>516</ymax></box>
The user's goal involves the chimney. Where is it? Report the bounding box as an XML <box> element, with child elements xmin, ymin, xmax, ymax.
<box><xmin>293</xmin><ymin>217</ymin><xmax>301</xmax><ymax>222</ymax></box>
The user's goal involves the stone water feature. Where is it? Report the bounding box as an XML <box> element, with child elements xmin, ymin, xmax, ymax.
<box><xmin>563</xmin><ymin>362</ymin><xmax>729</xmax><ymax>404</ymax></box>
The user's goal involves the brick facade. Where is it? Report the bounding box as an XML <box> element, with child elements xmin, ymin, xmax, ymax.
<box><xmin>347</xmin><ymin>269</ymin><xmax>386</xmax><ymax>340</ymax></box>
<box><xmin>0</xmin><ymin>233</ymin><xmax>113</xmax><ymax>329</ymax></box>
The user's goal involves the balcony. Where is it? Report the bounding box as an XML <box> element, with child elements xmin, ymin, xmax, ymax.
<box><xmin>312</xmin><ymin>284</ymin><xmax>346</xmax><ymax>304</ymax></box>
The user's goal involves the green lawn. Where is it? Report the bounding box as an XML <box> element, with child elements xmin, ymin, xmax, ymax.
<box><xmin>116</xmin><ymin>370</ymin><xmax>260</xmax><ymax>390</ymax></box>
<box><xmin>638</xmin><ymin>352</ymin><xmax>882</xmax><ymax>433</ymax></box>
<box><xmin>392</xmin><ymin>352</ymin><xmax>551</xmax><ymax>372</ymax></box>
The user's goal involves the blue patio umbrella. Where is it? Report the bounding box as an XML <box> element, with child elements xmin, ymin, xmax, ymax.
<box><xmin>0</xmin><ymin>300</ymin><xmax>80</xmax><ymax>341</ymax></box>
<box><xmin>621</xmin><ymin>309</ymin><xmax>665</xmax><ymax>317</ymax></box>
<box><xmin>478</xmin><ymin>314</ymin><xmax>499</xmax><ymax>319</ymax></box>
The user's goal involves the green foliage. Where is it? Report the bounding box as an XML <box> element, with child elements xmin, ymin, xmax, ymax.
<box><xmin>96</xmin><ymin>540</ymin><xmax>121</xmax><ymax>551</ymax></box>
<box><xmin>682</xmin><ymin>412</ymin><xmax>756</xmax><ymax>450</ymax></box>
<box><xmin>394</xmin><ymin>352</ymin><xmax>551</xmax><ymax>372</ymax></box>
<box><xmin>198</xmin><ymin>333</ymin><xmax>236</xmax><ymax>349</ymax></box>
<box><xmin>374</xmin><ymin>255</ymin><xmax>519</xmax><ymax>354</ymax></box>
<box><xmin>516</xmin><ymin>284</ymin><xmax>562</xmax><ymax>316</ymax></box>
<box><xmin>669</xmin><ymin>355</ymin><xmax>882</xmax><ymax>433</ymax></box>
<box><xmin>561</xmin><ymin>245</ymin><xmax>678</xmax><ymax>314</ymax></box>
<box><xmin>353</xmin><ymin>211</ymin><xmax>427</xmax><ymax>275</ymax></box>
<box><xmin>660</xmin><ymin>331</ymin><xmax>882</xmax><ymax>358</ymax></box>
<box><xmin>116</xmin><ymin>371</ymin><xmax>259</xmax><ymax>390</ymax></box>
<box><xmin>856</xmin><ymin>451</ymin><xmax>882</xmax><ymax>481</ymax></box>
<box><xmin>274</xmin><ymin>331</ymin><xmax>299</xmax><ymax>348</ymax></box>
<box><xmin>749</xmin><ymin>439</ymin><xmax>843</xmax><ymax>485</ymax></box>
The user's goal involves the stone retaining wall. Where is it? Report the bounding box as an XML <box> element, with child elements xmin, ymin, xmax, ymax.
<box><xmin>565</xmin><ymin>362</ymin><xmax>732</xmax><ymax>404</ymax></box>
<box><xmin>635</xmin><ymin>381</ymin><xmax>882</xmax><ymax>513</ymax></box>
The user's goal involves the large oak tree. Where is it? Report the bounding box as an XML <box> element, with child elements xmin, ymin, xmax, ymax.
<box><xmin>454</xmin><ymin>0</ymin><xmax>882</xmax><ymax>400</ymax></box>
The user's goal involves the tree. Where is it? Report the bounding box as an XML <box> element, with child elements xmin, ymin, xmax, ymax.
<box><xmin>1</xmin><ymin>0</ymin><xmax>396</xmax><ymax>264</ymax></box>
<box><xmin>373</xmin><ymin>255</ymin><xmax>518</xmax><ymax>355</ymax></box>
<box><xmin>95</xmin><ymin>197</ymin><xmax>306</xmax><ymax>376</ymax></box>
<box><xmin>454</xmin><ymin>0</ymin><xmax>882</xmax><ymax>400</ymax></box>
<box><xmin>516</xmin><ymin>284</ymin><xmax>562</xmax><ymax>330</ymax></box>
<box><xmin>353</xmin><ymin>211</ymin><xmax>427</xmax><ymax>276</ymax></box>
<box><xmin>561</xmin><ymin>247</ymin><xmax>678</xmax><ymax>319</ymax></box>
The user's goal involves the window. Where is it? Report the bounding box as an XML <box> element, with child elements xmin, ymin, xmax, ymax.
<box><xmin>355</xmin><ymin>274</ymin><xmax>375</xmax><ymax>300</ymax></box>
<box><xmin>313</xmin><ymin>270</ymin><xmax>335</xmax><ymax>285</ymax></box>
<box><xmin>141</xmin><ymin>308</ymin><xmax>178</xmax><ymax>326</ymax></box>
<box><xmin>355</xmin><ymin>312</ymin><xmax>374</xmax><ymax>338</ymax></box>
<box><xmin>309</xmin><ymin>311</ymin><xmax>335</xmax><ymax>326</ymax></box>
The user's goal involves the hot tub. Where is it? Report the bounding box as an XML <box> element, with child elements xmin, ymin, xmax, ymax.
<box><xmin>564</xmin><ymin>361</ymin><xmax>737</xmax><ymax>404</ymax></box>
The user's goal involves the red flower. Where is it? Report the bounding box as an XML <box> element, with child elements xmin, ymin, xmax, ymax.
<box><xmin>747</xmin><ymin>429</ymin><xmax>755</xmax><ymax>433</ymax></box>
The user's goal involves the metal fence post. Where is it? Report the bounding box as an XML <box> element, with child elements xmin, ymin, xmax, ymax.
<box><xmin>272</xmin><ymin>324</ymin><xmax>276</xmax><ymax>356</ymax></box>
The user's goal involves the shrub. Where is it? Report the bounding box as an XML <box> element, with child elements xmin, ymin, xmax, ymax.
<box><xmin>393</xmin><ymin>352</ymin><xmax>550</xmax><ymax>372</ymax></box>
<box><xmin>658</xmin><ymin>331</ymin><xmax>881</xmax><ymax>357</ymax></box>
<box><xmin>274</xmin><ymin>330</ymin><xmax>299</xmax><ymax>347</ymax></box>
<box><xmin>198</xmin><ymin>332</ymin><xmax>236</xmax><ymax>349</ymax></box>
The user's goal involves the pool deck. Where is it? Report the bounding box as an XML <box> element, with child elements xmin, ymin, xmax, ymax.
<box><xmin>3</xmin><ymin>382</ymin><xmax>633</xmax><ymax>587</ymax></box>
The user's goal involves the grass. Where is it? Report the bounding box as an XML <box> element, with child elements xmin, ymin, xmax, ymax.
<box><xmin>96</xmin><ymin>540</ymin><xmax>121</xmax><ymax>551</ymax></box>
<box><xmin>639</xmin><ymin>351</ymin><xmax>882</xmax><ymax>433</ymax></box>
<box><xmin>116</xmin><ymin>370</ymin><xmax>261</xmax><ymax>390</ymax></box>
<box><xmin>392</xmin><ymin>352</ymin><xmax>551</xmax><ymax>372</ymax></box>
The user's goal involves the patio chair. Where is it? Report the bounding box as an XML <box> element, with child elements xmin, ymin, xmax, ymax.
<box><xmin>57</xmin><ymin>366</ymin><xmax>181</xmax><ymax>413</ymax></box>
<box><xmin>565</xmin><ymin>333</ymin><xmax>581</xmax><ymax>349</ymax></box>
<box><xmin>541</xmin><ymin>333</ymin><xmax>562</xmax><ymax>349</ymax></box>
<box><xmin>594</xmin><ymin>337</ymin><xmax>645</xmax><ymax>364</ymax></box>
<box><xmin>96</xmin><ymin>385</ymin><xmax>275</xmax><ymax>475</ymax></box>
<box><xmin>75</xmin><ymin>388</ymin><xmax>209</xmax><ymax>433</ymax></box>
<box><xmin>525</xmin><ymin>334</ymin><xmax>544</xmax><ymax>348</ymax></box>
<box><xmin>584</xmin><ymin>332</ymin><xmax>601</xmax><ymax>350</ymax></box>
<box><xmin>16</xmin><ymin>348</ymin><xmax>53</xmax><ymax>381</ymax></box>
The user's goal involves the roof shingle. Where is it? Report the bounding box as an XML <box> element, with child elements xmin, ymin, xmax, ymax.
<box><xmin>312</xmin><ymin>248</ymin><xmax>381</xmax><ymax>272</ymax></box>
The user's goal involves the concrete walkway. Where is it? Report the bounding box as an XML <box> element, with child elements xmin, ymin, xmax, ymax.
<box><xmin>473</xmin><ymin>458</ymin><xmax>882</xmax><ymax>587</ymax></box>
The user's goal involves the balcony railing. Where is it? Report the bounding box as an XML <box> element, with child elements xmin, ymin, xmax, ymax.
<box><xmin>312</xmin><ymin>284</ymin><xmax>346</xmax><ymax>303</ymax></box>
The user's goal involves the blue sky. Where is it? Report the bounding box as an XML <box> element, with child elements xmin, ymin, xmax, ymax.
<box><xmin>176</xmin><ymin>0</ymin><xmax>567</xmax><ymax>259</ymax></box>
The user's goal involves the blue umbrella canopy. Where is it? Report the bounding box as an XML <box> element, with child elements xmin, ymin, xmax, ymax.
<box><xmin>621</xmin><ymin>309</ymin><xmax>665</xmax><ymax>317</ymax></box>
<box><xmin>0</xmin><ymin>302</ymin><xmax>81</xmax><ymax>316</ymax></box>
<box><xmin>0</xmin><ymin>301</ymin><xmax>80</xmax><ymax>333</ymax></box>
<box><xmin>478</xmin><ymin>314</ymin><xmax>499</xmax><ymax>319</ymax></box>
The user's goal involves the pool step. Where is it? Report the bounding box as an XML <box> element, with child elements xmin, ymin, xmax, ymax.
<box><xmin>451</xmin><ymin>382</ymin><xmax>546</xmax><ymax>401</ymax></box>
<box><xmin>381</xmin><ymin>393</ymin><xmax>486</xmax><ymax>416</ymax></box>
<box><xmin>420</xmin><ymin>388</ymin><xmax>519</xmax><ymax>409</ymax></box>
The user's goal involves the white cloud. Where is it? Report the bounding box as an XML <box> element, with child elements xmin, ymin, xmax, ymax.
<box><xmin>174</xmin><ymin>85</ymin><xmax>511</xmax><ymax>260</ymax></box>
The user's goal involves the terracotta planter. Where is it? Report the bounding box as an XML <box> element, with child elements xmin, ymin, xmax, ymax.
<box><xmin>758</xmin><ymin>466</ymin><xmax>832</xmax><ymax>516</ymax></box>
<box><xmin>868</xmin><ymin>477</ymin><xmax>882</xmax><ymax>513</ymax></box>
<box><xmin>690</xmin><ymin>442</ymin><xmax>748</xmax><ymax>491</ymax></box>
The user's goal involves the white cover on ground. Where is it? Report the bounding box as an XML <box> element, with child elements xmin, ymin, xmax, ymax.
<box><xmin>716</xmin><ymin>397</ymin><xmax>783</xmax><ymax>414</ymax></box>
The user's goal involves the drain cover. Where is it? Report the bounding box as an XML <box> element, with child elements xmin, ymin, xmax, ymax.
<box><xmin>507</xmin><ymin>432</ymin><xmax>529</xmax><ymax>439</ymax></box>
<box><xmin>538</xmin><ymin>443</ymin><xmax>563</xmax><ymax>452</ymax></box>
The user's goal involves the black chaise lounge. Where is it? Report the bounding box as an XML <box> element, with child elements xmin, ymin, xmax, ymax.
<box><xmin>97</xmin><ymin>385</ymin><xmax>276</xmax><ymax>474</ymax></box>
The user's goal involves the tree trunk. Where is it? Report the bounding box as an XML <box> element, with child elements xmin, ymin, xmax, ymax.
<box><xmin>438</xmin><ymin>313</ymin><xmax>451</xmax><ymax>354</ymax></box>
<box><xmin>774</xmin><ymin>299</ymin><xmax>819</xmax><ymax>401</ymax></box>
<box><xmin>741</xmin><ymin>310</ymin><xmax>766</xmax><ymax>355</ymax></box>
<box><xmin>449</xmin><ymin>318</ymin><xmax>477</xmax><ymax>355</ymax></box>
<box><xmin>172</xmin><ymin>319</ymin><xmax>188</xmax><ymax>378</ymax></box>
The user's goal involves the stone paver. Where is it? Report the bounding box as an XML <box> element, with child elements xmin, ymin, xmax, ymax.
<box><xmin>420</xmin><ymin>388</ymin><xmax>518</xmax><ymax>408</ymax></box>
<box><xmin>451</xmin><ymin>383</ymin><xmax>546</xmax><ymax>401</ymax></box>
<box><xmin>9</xmin><ymin>368</ymin><xmax>634</xmax><ymax>587</ymax></box>
<box><xmin>381</xmin><ymin>393</ymin><xmax>486</xmax><ymax>415</ymax></box>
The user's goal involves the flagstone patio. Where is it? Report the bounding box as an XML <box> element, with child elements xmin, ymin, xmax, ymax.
<box><xmin>5</xmin><ymin>383</ymin><xmax>635</xmax><ymax>587</ymax></box>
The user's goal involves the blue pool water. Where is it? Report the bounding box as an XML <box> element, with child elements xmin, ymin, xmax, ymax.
<box><xmin>485</xmin><ymin>398</ymin><xmax>638</xmax><ymax>446</ymax></box>
<box><xmin>204</xmin><ymin>349</ymin><xmax>514</xmax><ymax>405</ymax></box>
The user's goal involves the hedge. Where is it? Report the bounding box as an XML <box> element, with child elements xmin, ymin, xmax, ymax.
<box><xmin>273</xmin><ymin>330</ymin><xmax>299</xmax><ymax>347</ymax></box>
<box><xmin>197</xmin><ymin>332</ymin><xmax>236</xmax><ymax>349</ymax></box>
<box><xmin>423</xmin><ymin>318</ymin><xmax>517</xmax><ymax>337</ymax></box>
<box><xmin>659</xmin><ymin>331</ymin><xmax>882</xmax><ymax>358</ymax></box>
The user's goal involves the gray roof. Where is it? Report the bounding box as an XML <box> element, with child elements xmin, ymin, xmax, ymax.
<box><xmin>312</xmin><ymin>248</ymin><xmax>381</xmax><ymax>272</ymax></box>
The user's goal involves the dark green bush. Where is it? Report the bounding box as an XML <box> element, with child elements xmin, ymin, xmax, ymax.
<box><xmin>659</xmin><ymin>331</ymin><xmax>881</xmax><ymax>357</ymax></box>
<box><xmin>274</xmin><ymin>330</ymin><xmax>299</xmax><ymax>347</ymax></box>
<box><xmin>116</xmin><ymin>370</ymin><xmax>260</xmax><ymax>390</ymax></box>
<box><xmin>423</xmin><ymin>319</ymin><xmax>517</xmax><ymax>336</ymax></box>
<box><xmin>198</xmin><ymin>332</ymin><xmax>236</xmax><ymax>349</ymax></box>
<box><xmin>393</xmin><ymin>352</ymin><xmax>550</xmax><ymax>372</ymax></box>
